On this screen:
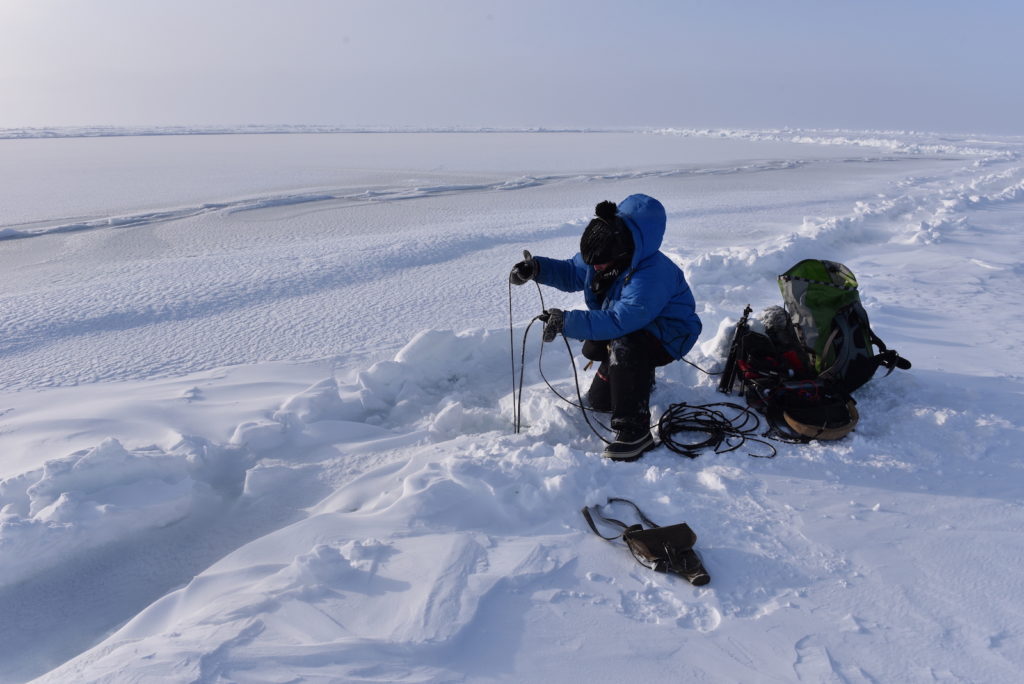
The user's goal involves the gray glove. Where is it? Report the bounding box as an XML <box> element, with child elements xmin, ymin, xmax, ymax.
<box><xmin>539</xmin><ymin>308</ymin><xmax>564</xmax><ymax>343</ymax></box>
<box><xmin>509</xmin><ymin>250</ymin><xmax>538</xmax><ymax>285</ymax></box>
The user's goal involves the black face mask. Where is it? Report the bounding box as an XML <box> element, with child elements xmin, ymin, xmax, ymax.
<box><xmin>590</xmin><ymin>256</ymin><xmax>632</xmax><ymax>296</ymax></box>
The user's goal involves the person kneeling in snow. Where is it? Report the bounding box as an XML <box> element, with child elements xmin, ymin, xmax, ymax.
<box><xmin>510</xmin><ymin>194</ymin><xmax>702</xmax><ymax>461</ymax></box>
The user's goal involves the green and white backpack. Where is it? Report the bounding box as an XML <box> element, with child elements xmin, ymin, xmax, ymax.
<box><xmin>778</xmin><ymin>259</ymin><xmax>910</xmax><ymax>394</ymax></box>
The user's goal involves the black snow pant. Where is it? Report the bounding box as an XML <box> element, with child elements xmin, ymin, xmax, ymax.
<box><xmin>582</xmin><ymin>330</ymin><xmax>674</xmax><ymax>432</ymax></box>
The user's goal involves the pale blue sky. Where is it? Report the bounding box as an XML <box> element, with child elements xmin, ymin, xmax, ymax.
<box><xmin>1</xmin><ymin>0</ymin><xmax>1020</xmax><ymax>133</ymax></box>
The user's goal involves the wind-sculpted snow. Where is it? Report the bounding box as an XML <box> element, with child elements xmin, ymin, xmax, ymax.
<box><xmin>2</xmin><ymin>130</ymin><xmax>1024</xmax><ymax>682</ymax></box>
<box><xmin>680</xmin><ymin>159</ymin><xmax>1024</xmax><ymax>308</ymax></box>
<box><xmin>0</xmin><ymin>437</ymin><xmax>237</xmax><ymax>588</ymax></box>
<box><xmin>20</xmin><ymin>323</ymin><xmax>1024</xmax><ymax>683</ymax></box>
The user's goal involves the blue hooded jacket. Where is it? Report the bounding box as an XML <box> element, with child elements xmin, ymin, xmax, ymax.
<box><xmin>533</xmin><ymin>194</ymin><xmax>701</xmax><ymax>359</ymax></box>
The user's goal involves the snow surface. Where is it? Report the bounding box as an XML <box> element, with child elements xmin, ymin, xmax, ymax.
<box><xmin>1</xmin><ymin>129</ymin><xmax>1023</xmax><ymax>683</ymax></box>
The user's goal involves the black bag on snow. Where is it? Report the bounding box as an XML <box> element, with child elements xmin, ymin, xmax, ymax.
<box><xmin>582</xmin><ymin>497</ymin><xmax>710</xmax><ymax>586</ymax></box>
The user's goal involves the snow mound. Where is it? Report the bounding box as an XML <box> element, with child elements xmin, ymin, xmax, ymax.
<box><xmin>0</xmin><ymin>432</ymin><xmax>266</xmax><ymax>583</ymax></box>
<box><xmin>1</xmin><ymin>438</ymin><xmax>206</xmax><ymax>588</ymax></box>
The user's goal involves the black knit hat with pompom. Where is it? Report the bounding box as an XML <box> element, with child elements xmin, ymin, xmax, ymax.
<box><xmin>580</xmin><ymin>201</ymin><xmax>634</xmax><ymax>265</ymax></box>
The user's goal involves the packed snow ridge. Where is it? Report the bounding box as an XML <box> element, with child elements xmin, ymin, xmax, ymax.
<box><xmin>653</xmin><ymin>126</ymin><xmax>1024</xmax><ymax>159</ymax></box>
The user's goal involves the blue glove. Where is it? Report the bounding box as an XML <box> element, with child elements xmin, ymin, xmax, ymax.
<box><xmin>539</xmin><ymin>308</ymin><xmax>564</xmax><ymax>343</ymax></box>
<box><xmin>509</xmin><ymin>250</ymin><xmax>538</xmax><ymax>285</ymax></box>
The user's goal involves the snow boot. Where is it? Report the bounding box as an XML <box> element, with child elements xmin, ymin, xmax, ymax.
<box><xmin>602</xmin><ymin>426</ymin><xmax>656</xmax><ymax>461</ymax></box>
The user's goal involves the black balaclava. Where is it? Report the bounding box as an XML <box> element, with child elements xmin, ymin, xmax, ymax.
<box><xmin>581</xmin><ymin>201</ymin><xmax>634</xmax><ymax>296</ymax></box>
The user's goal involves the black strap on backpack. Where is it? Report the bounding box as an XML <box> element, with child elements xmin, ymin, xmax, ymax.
<box><xmin>581</xmin><ymin>497</ymin><xmax>710</xmax><ymax>586</ymax></box>
<box><xmin>868</xmin><ymin>331</ymin><xmax>912</xmax><ymax>373</ymax></box>
<box><xmin>817</xmin><ymin>321</ymin><xmax>912</xmax><ymax>393</ymax></box>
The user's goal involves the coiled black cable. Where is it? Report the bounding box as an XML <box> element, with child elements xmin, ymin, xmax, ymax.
<box><xmin>657</xmin><ymin>401</ymin><xmax>777</xmax><ymax>459</ymax></box>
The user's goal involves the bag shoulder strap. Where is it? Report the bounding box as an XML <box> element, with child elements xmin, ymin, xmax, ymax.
<box><xmin>606</xmin><ymin>497</ymin><xmax>660</xmax><ymax>528</ymax></box>
<box><xmin>581</xmin><ymin>506</ymin><xmax>634</xmax><ymax>541</ymax></box>
<box><xmin>581</xmin><ymin>497</ymin><xmax>660</xmax><ymax>541</ymax></box>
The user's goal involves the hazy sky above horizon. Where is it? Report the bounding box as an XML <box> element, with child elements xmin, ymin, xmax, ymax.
<box><xmin>1</xmin><ymin>0</ymin><xmax>1021</xmax><ymax>134</ymax></box>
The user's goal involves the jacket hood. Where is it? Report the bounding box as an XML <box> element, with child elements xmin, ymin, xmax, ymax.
<box><xmin>616</xmin><ymin>194</ymin><xmax>666</xmax><ymax>268</ymax></box>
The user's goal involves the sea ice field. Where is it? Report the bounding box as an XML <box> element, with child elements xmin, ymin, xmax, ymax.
<box><xmin>1</xmin><ymin>128</ymin><xmax>1023</xmax><ymax>683</ymax></box>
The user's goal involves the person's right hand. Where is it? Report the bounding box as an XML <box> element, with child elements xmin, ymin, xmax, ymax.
<box><xmin>509</xmin><ymin>250</ymin><xmax>537</xmax><ymax>285</ymax></box>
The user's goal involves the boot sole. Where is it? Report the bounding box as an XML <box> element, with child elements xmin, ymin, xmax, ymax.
<box><xmin>602</xmin><ymin>438</ymin><xmax>657</xmax><ymax>462</ymax></box>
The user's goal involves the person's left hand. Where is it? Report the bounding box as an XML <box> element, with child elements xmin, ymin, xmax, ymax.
<box><xmin>538</xmin><ymin>308</ymin><xmax>564</xmax><ymax>343</ymax></box>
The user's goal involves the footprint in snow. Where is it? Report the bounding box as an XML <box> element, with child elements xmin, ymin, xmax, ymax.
<box><xmin>585</xmin><ymin>571</ymin><xmax>614</xmax><ymax>584</ymax></box>
<box><xmin>617</xmin><ymin>585</ymin><xmax>719</xmax><ymax>631</ymax></box>
<box><xmin>793</xmin><ymin>635</ymin><xmax>840</xmax><ymax>682</ymax></box>
<box><xmin>675</xmin><ymin>603</ymin><xmax>722</xmax><ymax>633</ymax></box>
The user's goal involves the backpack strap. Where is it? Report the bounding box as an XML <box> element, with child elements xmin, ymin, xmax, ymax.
<box><xmin>869</xmin><ymin>331</ymin><xmax>912</xmax><ymax>376</ymax></box>
<box><xmin>819</xmin><ymin>326</ymin><xmax>841</xmax><ymax>370</ymax></box>
<box><xmin>817</xmin><ymin>315</ymin><xmax>912</xmax><ymax>390</ymax></box>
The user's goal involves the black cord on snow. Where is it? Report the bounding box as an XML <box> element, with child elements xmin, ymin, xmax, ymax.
<box><xmin>509</xmin><ymin>280</ymin><xmax>517</xmax><ymax>431</ymax></box>
<box><xmin>550</xmin><ymin>332</ymin><xmax>616</xmax><ymax>445</ymax></box>
<box><xmin>510</xmin><ymin>278</ymin><xmax>549</xmax><ymax>434</ymax></box>
<box><xmin>515</xmin><ymin>318</ymin><xmax>536</xmax><ymax>435</ymax></box>
<box><xmin>535</xmin><ymin>324</ymin><xmax>615</xmax><ymax>435</ymax></box>
<box><xmin>681</xmin><ymin>357</ymin><xmax>724</xmax><ymax>377</ymax></box>
<box><xmin>511</xmin><ymin>313</ymin><xmax>615</xmax><ymax>443</ymax></box>
<box><xmin>509</xmin><ymin>278</ymin><xmax>613</xmax><ymax>441</ymax></box>
<box><xmin>657</xmin><ymin>402</ymin><xmax>778</xmax><ymax>459</ymax></box>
